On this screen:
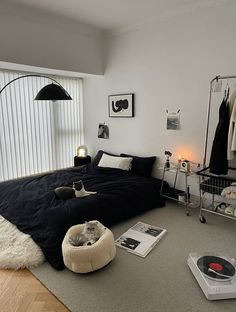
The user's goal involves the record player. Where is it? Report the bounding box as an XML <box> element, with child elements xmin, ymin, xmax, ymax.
<box><xmin>187</xmin><ymin>252</ymin><xmax>236</xmax><ymax>300</ymax></box>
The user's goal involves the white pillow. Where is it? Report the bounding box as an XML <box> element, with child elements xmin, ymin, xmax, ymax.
<box><xmin>98</xmin><ymin>154</ymin><xmax>132</xmax><ymax>171</ymax></box>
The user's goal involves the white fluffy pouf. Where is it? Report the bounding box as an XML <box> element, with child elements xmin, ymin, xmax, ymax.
<box><xmin>62</xmin><ymin>221</ymin><xmax>116</xmax><ymax>273</ymax></box>
<box><xmin>0</xmin><ymin>216</ymin><xmax>45</xmax><ymax>269</ymax></box>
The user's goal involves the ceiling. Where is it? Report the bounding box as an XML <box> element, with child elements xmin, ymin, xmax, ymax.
<box><xmin>5</xmin><ymin>0</ymin><xmax>224</xmax><ymax>32</ymax></box>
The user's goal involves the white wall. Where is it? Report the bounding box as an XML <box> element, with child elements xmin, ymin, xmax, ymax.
<box><xmin>0</xmin><ymin>2</ymin><xmax>104</xmax><ymax>75</ymax></box>
<box><xmin>84</xmin><ymin>1</ymin><xmax>236</xmax><ymax>178</ymax></box>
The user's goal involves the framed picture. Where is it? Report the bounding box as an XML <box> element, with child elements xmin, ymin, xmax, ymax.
<box><xmin>166</xmin><ymin>110</ymin><xmax>180</xmax><ymax>130</ymax></box>
<box><xmin>108</xmin><ymin>93</ymin><xmax>134</xmax><ymax>117</ymax></box>
<box><xmin>98</xmin><ymin>123</ymin><xmax>109</xmax><ymax>139</ymax></box>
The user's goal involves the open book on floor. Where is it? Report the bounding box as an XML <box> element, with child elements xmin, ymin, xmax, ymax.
<box><xmin>115</xmin><ymin>222</ymin><xmax>167</xmax><ymax>258</ymax></box>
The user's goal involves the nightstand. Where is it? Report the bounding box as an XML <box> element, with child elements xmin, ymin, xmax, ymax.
<box><xmin>74</xmin><ymin>155</ymin><xmax>91</xmax><ymax>167</ymax></box>
<box><xmin>160</xmin><ymin>162</ymin><xmax>197</xmax><ymax>216</ymax></box>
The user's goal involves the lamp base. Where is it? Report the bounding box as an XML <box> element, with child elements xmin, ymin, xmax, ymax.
<box><xmin>74</xmin><ymin>155</ymin><xmax>91</xmax><ymax>167</ymax></box>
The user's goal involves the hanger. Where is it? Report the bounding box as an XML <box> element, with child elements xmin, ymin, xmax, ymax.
<box><xmin>224</xmin><ymin>81</ymin><xmax>230</xmax><ymax>100</ymax></box>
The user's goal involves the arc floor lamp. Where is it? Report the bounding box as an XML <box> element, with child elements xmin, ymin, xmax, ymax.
<box><xmin>0</xmin><ymin>74</ymin><xmax>72</xmax><ymax>100</ymax></box>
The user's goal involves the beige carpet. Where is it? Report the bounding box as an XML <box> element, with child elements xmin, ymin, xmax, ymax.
<box><xmin>30</xmin><ymin>202</ymin><xmax>236</xmax><ymax>312</ymax></box>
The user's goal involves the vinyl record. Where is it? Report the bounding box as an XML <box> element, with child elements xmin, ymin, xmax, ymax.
<box><xmin>197</xmin><ymin>255</ymin><xmax>235</xmax><ymax>281</ymax></box>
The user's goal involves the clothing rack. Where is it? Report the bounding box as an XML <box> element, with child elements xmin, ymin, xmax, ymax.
<box><xmin>203</xmin><ymin>74</ymin><xmax>236</xmax><ymax>167</ymax></box>
<box><xmin>198</xmin><ymin>74</ymin><xmax>236</xmax><ymax>223</ymax></box>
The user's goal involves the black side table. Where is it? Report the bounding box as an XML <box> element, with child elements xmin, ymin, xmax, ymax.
<box><xmin>74</xmin><ymin>155</ymin><xmax>91</xmax><ymax>167</ymax></box>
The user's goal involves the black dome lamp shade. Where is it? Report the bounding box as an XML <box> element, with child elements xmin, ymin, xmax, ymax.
<box><xmin>34</xmin><ymin>83</ymin><xmax>72</xmax><ymax>101</ymax></box>
<box><xmin>0</xmin><ymin>74</ymin><xmax>72</xmax><ymax>101</ymax></box>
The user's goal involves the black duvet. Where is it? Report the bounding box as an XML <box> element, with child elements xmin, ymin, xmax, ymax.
<box><xmin>0</xmin><ymin>165</ymin><xmax>166</xmax><ymax>270</ymax></box>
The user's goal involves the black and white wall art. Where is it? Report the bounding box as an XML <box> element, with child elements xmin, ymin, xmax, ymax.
<box><xmin>166</xmin><ymin>109</ymin><xmax>180</xmax><ymax>130</ymax></box>
<box><xmin>108</xmin><ymin>93</ymin><xmax>134</xmax><ymax>117</ymax></box>
<box><xmin>98</xmin><ymin>123</ymin><xmax>109</xmax><ymax>139</ymax></box>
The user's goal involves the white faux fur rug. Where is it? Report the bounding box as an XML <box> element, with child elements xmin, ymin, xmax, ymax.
<box><xmin>0</xmin><ymin>216</ymin><xmax>45</xmax><ymax>269</ymax></box>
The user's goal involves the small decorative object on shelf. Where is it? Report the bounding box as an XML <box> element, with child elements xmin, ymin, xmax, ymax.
<box><xmin>180</xmin><ymin>159</ymin><xmax>190</xmax><ymax>172</ymax></box>
<box><xmin>74</xmin><ymin>155</ymin><xmax>91</xmax><ymax>167</ymax></box>
<box><xmin>164</xmin><ymin>150</ymin><xmax>172</xmax><ymax>169</ymax></box>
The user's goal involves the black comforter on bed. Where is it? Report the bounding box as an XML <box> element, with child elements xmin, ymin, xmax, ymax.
<box><xmin>0</xmin><ymin>165</ymin><xmax>166</xmax><ymax>270</ymax></box>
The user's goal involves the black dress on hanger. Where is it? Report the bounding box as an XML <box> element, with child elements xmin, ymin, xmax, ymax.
<box><xmin>209</xmin><ymin>92</ymin><xmax>229</xmax><ymax>175</ymax></box>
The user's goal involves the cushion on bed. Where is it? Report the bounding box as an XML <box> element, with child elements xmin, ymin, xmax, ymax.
<box><xmin>93</xmin><ymin>150</ymin><xmax>119</xmax><ymax>166</ymax></box>
<box><xmin>98</xmin><ymin>154</ymin><xmax>133</xmax><ymax>171</ymax></box>
<box><xmin>62</xmin><ymin>221</ymin><xmax>116</xmax><ymax>273</ymax></box>
<box><xmin>120</xmin><ymin>153</ymin><xmax>156</xmax><ymax>177</ymax></box>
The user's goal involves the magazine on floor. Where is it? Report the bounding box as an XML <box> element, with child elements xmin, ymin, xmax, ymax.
<box><xmin>115</xmin><ymin>222</ymin><xmax>167</xmax><ymax>257</ymax></box>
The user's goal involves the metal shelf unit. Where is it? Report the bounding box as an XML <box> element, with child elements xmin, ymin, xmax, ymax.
<box><xmin>160</xmin><ymin>163</ymin><xmax>194</xmax><ymax>216</ymax></box>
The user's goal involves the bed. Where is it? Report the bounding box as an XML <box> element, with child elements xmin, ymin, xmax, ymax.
<box><xmin>0</xmin><ymin>152</ymin><xmax>168</xmax><ymax>270</ymax></box>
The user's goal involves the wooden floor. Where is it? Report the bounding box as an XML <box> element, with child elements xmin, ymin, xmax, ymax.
<box><xmin>0</xmin><ymin>269</ymin><xmax>70</xmax><ymax>312</ymax></box>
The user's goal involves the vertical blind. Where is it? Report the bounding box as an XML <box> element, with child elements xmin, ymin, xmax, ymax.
<box><xmin>0</xmin><ymin>70</ymin><xmax>83</xmax><ymax>181</ymax></box>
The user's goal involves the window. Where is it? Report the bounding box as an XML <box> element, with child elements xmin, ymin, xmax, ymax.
<box><xmin>0</xmin><ymin>70</ymin><xmax>83</xmax><ymax>181</ymax></box>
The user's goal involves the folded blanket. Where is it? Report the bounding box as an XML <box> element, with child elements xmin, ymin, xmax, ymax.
<box><xmin>221</xmin><ymin>185</ymin><xmax>236</xmax><ymax>198</ymax></box>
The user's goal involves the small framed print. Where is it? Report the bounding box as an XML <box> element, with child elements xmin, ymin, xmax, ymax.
<box><xmin>166</xmin><ymin>110</ymin><xmax>180</xmax><ymax>130</ymax></box>
<box><xmin>108</xmin><ymin>93</ymin><xmax>134</xmax><ymax>118</ymax></box>
<box><xmin>98</xmin><ymin>123</ymin><xmax>109</xmax><ymax>139</ymax></box>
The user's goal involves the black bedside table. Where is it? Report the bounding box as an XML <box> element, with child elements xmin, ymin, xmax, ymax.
<box><xmin>74</xmin><ymin>155</ymin><xmax>91</xmax><ymax>167</ymax></box>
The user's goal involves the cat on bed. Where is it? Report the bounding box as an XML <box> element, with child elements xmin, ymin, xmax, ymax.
<box><xmin>73</xmin><ymin>180</ymin><xmax>97</xmax><ymax>198</ymax></box>
<box><xmin>54</xmin><ymin>180</ymin><xmax>96</xmax><ymax>199</ymax></box>
<box><xmin>54</xmin><ymin>186</ymin><xmax>75</xmax><ymax>199</ymax></box>
<box><xmin>69</xmin><ymin>221</ymin><xmax>100</xmax><ymax>247</ymax></box>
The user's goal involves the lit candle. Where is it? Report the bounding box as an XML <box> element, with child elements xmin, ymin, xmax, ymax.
<box><xmin>178</xmin><ymin>155</ymin><xmax>181</xmax><ymax>162</ymax></box>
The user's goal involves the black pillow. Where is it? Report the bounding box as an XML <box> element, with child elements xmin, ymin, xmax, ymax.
<box><xmin>93</xmin><ymin>150</ymin><xmax>119</xmax><ymax>166</ymax></box>
<box><xmin>120</xmin><ymin>153</ymin><xmax>156</xmax><ymax>177</ymax></box>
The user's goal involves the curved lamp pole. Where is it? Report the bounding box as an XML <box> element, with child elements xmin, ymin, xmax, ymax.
<box><xmin>0</xmin><ymin>74</ymin><xmax>72</xmax><ymax>101</ymax></box>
